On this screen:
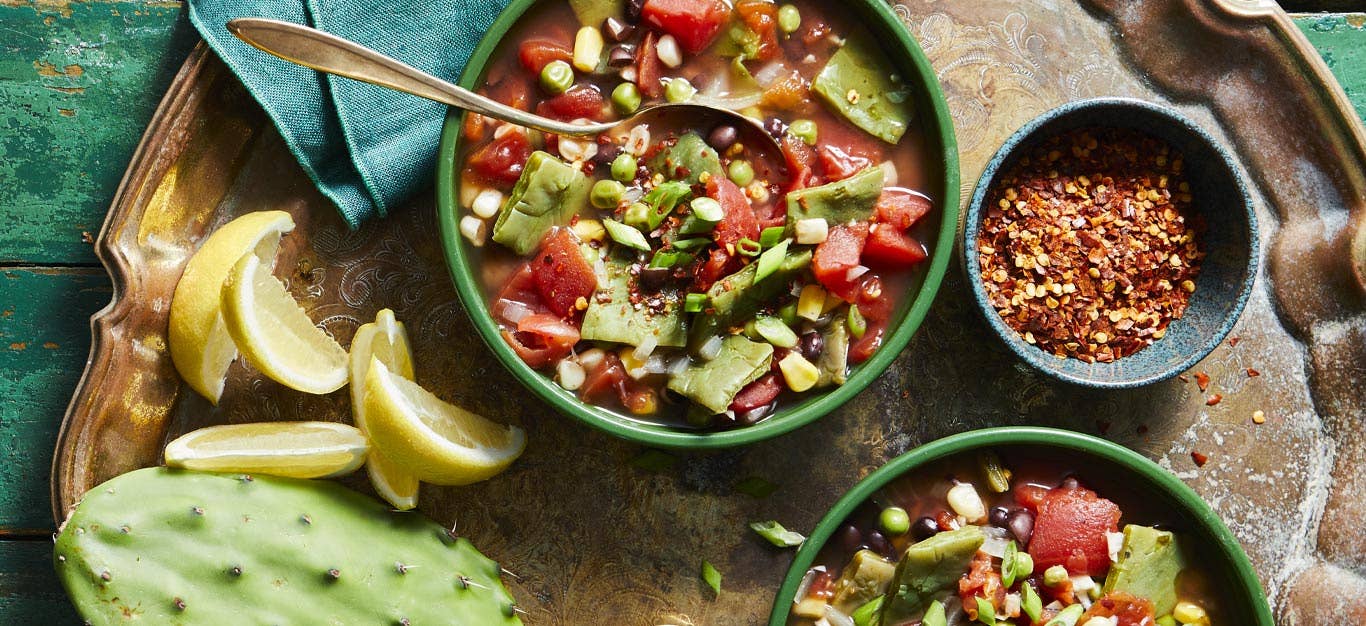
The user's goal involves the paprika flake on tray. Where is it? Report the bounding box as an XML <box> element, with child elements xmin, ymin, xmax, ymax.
<box><xmin>977</xmin><ymin>127</ymin><xmax>1206</xmax><ymax>364</ymax></box>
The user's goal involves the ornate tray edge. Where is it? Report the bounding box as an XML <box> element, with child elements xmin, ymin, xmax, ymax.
<box><xmin>49</xmin><ymin>42</ymin><xmax>215</xmax><ymax>523</ymax></box>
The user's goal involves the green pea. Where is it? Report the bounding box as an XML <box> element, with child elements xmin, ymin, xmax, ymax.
<box><xmin>789</xmin><ymin>119</ymin><xmax>818</xmax><ymax>145</ymax></box>
<box><xmin>778</xmin><ymin>4</ymin><xmax>801</xmax><ymax>34</ymax></box>
<box><xmin>591</xmin><ymin>179</ymin><xmax>627</xmax><ymax>209</ymax></box>
<box><xmin>665</xmin><ymin>77</ymin><xmax>696</xmax><ymax>103</ymax></box>
<box><xmin>612</xmin><ymin>82</ymin><xmax>642</xmax><ymax>115</ymax></box>
<box><xmin>540</xmin><ymin>60</ymin><xmax>574</xmax><ymax>95</ymax></box>
<box><xmin>879</xmin><ymin>506</ymin><xmax>911</xmax><ymax>536</ymax></box>
<box><xmin>611</xmin><ymin>153</ymin><xmax>638</xmax><ymax>183</ymax></box>
<box><xmin>727</xmin><ymin>159</ymin><xmax>755</xmax><ymax>187</ymax></box>
<box><xmin>623</xmin><ymin>201</ymin><xmax>650</xmax><ymax>229</ymax></box>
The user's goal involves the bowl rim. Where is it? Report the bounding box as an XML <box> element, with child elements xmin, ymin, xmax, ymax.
<box><xmin>434</xmin><ymin>0</ymin><xmax>962</xmax><ymax>449</ymax></box>
<box><xmin>961</xmin><ymin>97</ymin><xmax>1260</xmax><ymax>389</ymax></box>
<box><xmin>765</xmin><ymin>426</ymin><xmax>1276</xmax><ymax>626</ymax></box>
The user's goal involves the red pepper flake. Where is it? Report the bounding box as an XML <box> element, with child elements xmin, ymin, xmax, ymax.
<box><xmin>1194</xmin><ymin>371</ymin><xmax>1210</xmax><ymax>392</ymax></box>
<box><xmin>1246</xmin><ymin>367</ymin><xmax>1260</xmax><ymax>377</ymax></box>
<box><xmin>1191</xmin><ymin>451</ymin><xmax>1209</xmax><ymax>467</ymax></box>
<box><xmin>81</xmin><ymin>231</ymin><xmax>94</xmax><ymax>244</ymax></box>
<box><xmin>1206</xmin><ymin>393</ymin><xmax>1223</xmax><ymax>406</ymax></box>
<box><xmin>976</xmin><ymin>127</ymin><xmax>1205</xmax><ymax>363</ymax></box>
<box><xmin>1229</xmin><ymin>336</ymin><xmax>1241</xmax><ymax>347</ymax></box>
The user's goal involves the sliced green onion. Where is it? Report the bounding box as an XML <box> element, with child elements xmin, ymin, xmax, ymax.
<box><xmin>789</xmin><ymin>119</ymin><xmax>818</xmax><ymax>145</ymax></box>
<box><xmin>684</xmin><ymin>293</ymin><xmax>708</xmax><ymax>313</ymax></box>
<box><xmin>850</xmin><ymin>596</ymin><xmax>885</xmax><ymax>626</ymax></box>
<box><xmin>979</xmin><ymin>450</ymin><xmax>1012</xmax><ymax>493</ymax></box>
<box><xmin>748</xmin><ymin>520</ymin><xmax>805</xmax><ymax>547</ymax></box>
<box><xmin>848</xmin><ymin>304</ymin><xmax>867</xmax><ymax>339</ymax></box>
<box><xmin>753</xmin><ymin>239</ymin><xmax>789</xmax><ymax>284</ymax></box>
<box><xmin>922</xmin><ymin>599</ymin><xmax>947</xmax><ymax>626</ymax></box>
<box><xmin>975</xmin><ymin>596</ymin><xmax>997</xmax><ymax>625</ymax></box>
<box><xmin>649</xmin><ymin>250</ymin><xmax>694</xmax><ymax>269</ymax></box>
<box><xmin>754</xmin><ymin>316</ymin><xmax>798</xmax><ymax>348</ymax></box>
<box><xmin>670</xmin><ymin>237</ymin><xmax>711</xmax><ymax>251</ymax></box>
<box><xmin>603</xmin><ymin>218</ymin><xmax>650</xmax><ymax>251</ymax></box>
<box><xmin>1044</xmin><ymin>604</ymin><xmax>1084</xmax><ymax>626</ymax></box>
<box><xmin>1002</xmin><ymin>540</ymin><xmax>1019</xmax><ymax>588</ymax></box>
<box><xmin>734</xmin><ymin>476</ymin><xmax>777</xmax><ymax>498</ymax></box>
<box><xmin>700</xmin><ymin>560</ymin><xmax>722</xmax><ymax>596</ymax></box>
<box><xmin>623</xmin><ymin>202</ymin><xmax>650</xmax><ymax>229</ymax></box>
<box><xmin>759</xmin><ymin>226</ymin><xmax>786</xmax><ymax>248</ymax></box>
<box><xmin>736</xmin><ymin>238</ymin><xmax>762</xmax><ymax>257</ymax></box>
<box><xmin>1021</xmin><ymin>583</ymin><xmax>1043</xmax><ymax>623</ymax></box>
<box><xmin>644</xmin><ymin>180</ymin><xmax>692</xmax><ymax>230</ymax></box>
<box><xmin>690</xmin><ymin>196</ymin><xmax>724</xmax><ymax>223</ymax></box>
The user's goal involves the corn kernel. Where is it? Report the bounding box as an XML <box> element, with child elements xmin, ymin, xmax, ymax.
<box><xmin>572</xmin><ymin>218</ymin><xmax>606</xmax><ymax>242</ymax></box>
<box><xmin>1173</xmin><ymin>601</ymin><xmax>1208</xmax><ymax>625</ymax></box>
<box><xmin>797</xmin><ymin>285</ymin><xmax>827</xmax><ymax>321</ymax></box>
<box><xmin>618</xmin><ymin>346</ymin><xmax>646</xmax><ymax>373</ymax></box>
<box><xmin>778</xmin><ymin>352</ymin><xmax>820</xmax><ymax>392</ymax></box>
<box><xmin>572</xmin><ymin>26</ymin><xmax>604</xmax><ymax>72</ymax></box>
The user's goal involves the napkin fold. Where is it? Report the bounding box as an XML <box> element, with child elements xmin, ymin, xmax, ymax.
<box><xmin>188</xmin><ymin>0</ymin><xmax>510</xmax><ymax>226</ymax></box>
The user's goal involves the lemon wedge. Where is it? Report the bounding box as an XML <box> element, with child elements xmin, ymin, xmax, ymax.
<box><xmin>363</xmin><ymin>359</ymin><xmax>525</xmax><ymax>486</ymax></box>
<box><xmin>163</xmin><ymin>421</ymin><xmax>367</xmax><ymax>478</ymax></box>
<box><xmin>220</xmin><ymin>252</ymin><xmax>348</xmax><ymax>394</ymax></box>
<box><xmin>350</xmin><ymin>309</ymin><xmax>421</xmax><ymax>510</ymax></box>
<box><xmin>169</xmin><ymin>211</ymin><xmax>295</xmax><ymax>404</ymax></box>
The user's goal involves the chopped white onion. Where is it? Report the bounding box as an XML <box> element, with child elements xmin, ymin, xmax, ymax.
<box><xmin>668</xmin><ymin>355</ymin><xmax>691</xmax><ymax>375</ymax></box>
<box><xmin>644</xmin><ymin>354</ymin><xmax>671</xmax><ymax>374</ymax></box>
<box><xmin>626</xmin><ymin>125</ymin><xmax>651</xmax><ymax>156</ymax></box>
<box><xmin>692</xmin><ymin>91</ymin><xmax>765</xmax><ymax>112</ymax></box>
<box><xmin>822</xmin><ymin>605</ymin><xmax>855</xmax><ymax>626</ymax></box>
<box><xmin>1003</xmin><ymin>593</ymin><xmax>1022</xmax><ymax>619</ymax></box>
<box><xmin>627</xmin><ymin>367</ymin><xmax>648</xmax><ymax>380</ymax></box>
<box><xmin>623</xmin><ymin>186</ymin><xmax>645</xmax><ymax>203</ymax></box>
<box><xmin>656</xmin><ymin>34</ymin><xmax>682</xmax><ymax>68</ymax></box>
<box><xmin>946</xmin><ymin>482</ymin><xmax>987</xmax><ymax>523</ymax></box>
<box><xmin>493</xmin><ymin>123</ymin><xmax>519</xmax><ymax>139</ymax></box>
<box><xmin>459</xmin><ymin>215</ymin><xmax>487</xmax><ymax>247</ymax></box>
<box><xmin>845</xmin><ymin>265</ymin><xmax>870</xmax><ymax>282</ymax></box>
<box><xmin>752</xmin><ymin>61</ymin><xmax>790</xmax><ymax>86</ymax></box>
<box><xmin>556</xmin><ymin>359</ymin><xmax>586</xmax><ymax>391</ymax></box>
<box><xmin>471</xmin><ymin>189</ymin><xmax>504</xmax><ymax>219</ymax></box>
<box><xmin>633</xmin><ymin>335</ymin><xmax>658</xmax><ymax>361</ymax></box>
<box><xmin>497</xmin><ymin>300</ymin><xmax>533</xmax><ymax>325</ymax></box>
<box><xmin>619</xmin><ymin>66</ymin><xmax>638</xmax><ymax>83</ymax></box>
<box><xmin>981</xmin><ymin>526</ymin><xmax>1011</xmax><ymax>558</ymax></box>
<box><xmin>792</xmin><ymin>566</ymin><xmax>826</xmax><ymax>606</ymax></box>
<box><xmin>795</xmin><ymin>218</ymin><xmax>829</xmax><ymax>244</ymax></box>
<box><xmin>1107</xmin><ymin>531</ymin><xmax>1125</xmax><ymax>563</ymax></box>
<box><xmin>698</xmin><ymin>335</ymin><xmax>724</xmax><ymax>361</ymax></box>
<box><xmin>879</xmin><ymin>160</ymin><xmax>899</xmax><ymax>186</ymax></box>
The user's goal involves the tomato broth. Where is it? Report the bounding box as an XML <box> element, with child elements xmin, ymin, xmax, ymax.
<box><xmin>456</xmin><ymin>0</ymin><xmax>940</xmax><ymax>429</ymax></box>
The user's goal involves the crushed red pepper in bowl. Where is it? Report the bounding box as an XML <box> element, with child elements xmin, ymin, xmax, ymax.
<box><xmin>976</xmin><ymin>127</ymin><xmax>1206</xmax><ymax>364</ymax></box>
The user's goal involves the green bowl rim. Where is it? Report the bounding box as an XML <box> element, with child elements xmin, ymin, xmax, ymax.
<box><xmin>435</xmin><ymin>0</ymin><xmax>961</xmax><ymax>449</ymax></box>
<box><xmin>765</xmin><ymin>427</ymin><xmax>1275</xmax><ymax>625</ymax></box>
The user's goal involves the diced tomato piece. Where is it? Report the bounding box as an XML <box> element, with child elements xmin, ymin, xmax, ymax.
<box><xmin>818</xmin><ymin>144</ymin><xmax>873</xmax><ymax>182</ymax></box>
<box><xmin>536</xmin><ymin>86</ymin><xmax>606</xmax><ymax>121</ymax></box>
<box><xmin>761</xmin><ymin>70</ymin><xmax>809</xmax><ymax>110</ymax></box>
<box><xmin>876</xmin><ymin>188</ymin><xmax>933</xmax><ymax>230</ymax></box>
<box><xmin>1014</xmin><ymin>483</ymin><xmax>1050</xmax><ymax>512</ymax></box>
<box><xmin>494</xmin><ymin>265</ymin><xmax>548</xmax><ymax>317</ymax></box>
<box><xmin>848</xmin><ymin>318</ymin><xmax>884</xmax><ymax>364</ymax></box>
<box><xmin>959</xmin><ymin>551</ymin><xmax>1005</xmax><ymax>620</ymax></box>
<box><xmin>1082</xmin><ymin>592</ymin><xmax>1157</xmax><ymax>626</ymax></box>
<box><xmin>806</xmin><ymin>569</ymin><xmax>836</xmax><ymax>600</ymax></box>
<box><xmin>501</xmin><ymin>313</ymin><xmax>579</xmax><ymax>369</ymax></box>
<box><xmin>641</xmin><ymin>0</ymin><xmax>732</xmax><ymax>55</ymax></box>
<box><xmin>635</xmin><ymin>31</ymin><xmax>663</xmax><ymax>99</ymax></box>
<box><xmin>581</xmin><ymin>353</ymin><xmax>627</xmax><ymax>403</ymax></box>
<box><xmin>1029</xmin><ymin>485</ymin><xmax>1122</xmax><ymax>577</ymax></box>
<box><xmin>780</xmin><ymin>133</ymin><xmax>818</xmax><ymax>190</ymax></box>
<box><xmin>466</xmin><ymin>130</ymin><xmax>533</xmax><ymax>187</ymax></box>
<box><xmin>736</xmin><ymin>1</ymin><xmax>780</xmax><ymax>61</ymax></box>
<box><xmin>812</xmin><ymin>223</ymin><xmax>868</xmax><ymax>302</ymax></box>
<box><xmin>730</xmin><ymin>373</ymin><xmax>782</xmax><ymax>413</ymax></box>
<box><xmin>707</xmin><ymin>176</ymin><xmax>760</xmax><ymax>250</ymax></box>
<box><xmin>693</xmin><ymin>247</ymin><xmax>734</xmax><ymax>292</ymax></box>
<box><xmin>531</xmin><ymin>229</ymin><xmax>598</xmax><ymax>318</ymax></box>
<box><xmin>518</xmin><ymin>38</ymin><xmax>573</xmax><ymax>73</ymax></box>
<box><xmin>863</xmin><ymin>225</ymin><xmax>928</xmax><ymax>270</ymax></box>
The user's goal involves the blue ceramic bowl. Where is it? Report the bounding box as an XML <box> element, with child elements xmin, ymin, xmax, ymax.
<box><xmin>963</xmin><ymin>98</ymin><xmax>1258</xmax><ymax>388</ymax></box>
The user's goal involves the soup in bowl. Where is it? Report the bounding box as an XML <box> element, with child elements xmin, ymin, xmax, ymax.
<box><xmin>437</xmin><ymin>0</ymin><xmax>959</xmax><ymax>447</ymax></box>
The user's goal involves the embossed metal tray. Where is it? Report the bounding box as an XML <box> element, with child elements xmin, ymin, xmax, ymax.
<box><xmin>54</xmin><ymin>0</ymin><xmax>1366</xmax><ymax>623</ymax></box>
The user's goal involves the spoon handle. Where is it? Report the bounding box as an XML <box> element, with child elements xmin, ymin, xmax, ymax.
<box><xmin>225</xmin><ymin>18</ymin><xmax>611</xmax><ymax>137</ymax></box>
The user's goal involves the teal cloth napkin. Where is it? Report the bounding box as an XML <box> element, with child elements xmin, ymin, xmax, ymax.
<box><xmin>187</xmin><ymin>0</ymin><xmax>510</xmax><ymax>226</ymax></box>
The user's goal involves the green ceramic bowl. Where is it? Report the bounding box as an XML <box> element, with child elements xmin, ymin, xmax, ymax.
<box><xmin>435</xmin><ymin>0</ymin><xmax>961</xmax><ymax>449</ymax></box>
<box><xmin>767</xmin><ymin>427</ymin><xmax>1275</xmax><ymax>625</ymax></box>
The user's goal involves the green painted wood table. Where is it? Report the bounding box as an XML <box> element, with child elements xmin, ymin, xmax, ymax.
<box><xmin>1</xmin><ymin>3</ymin><xmax>1363</xmax><ymax>622</ymax></box>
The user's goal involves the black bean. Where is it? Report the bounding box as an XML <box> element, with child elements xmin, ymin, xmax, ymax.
<box><xmin>911</xmin><ymin>516</ymin><xmax>939</xmax><ymax>541</ymax></box>
<box><xmin>1007</xmin><ymin>509</ymin><xmax>1035</xmax><ymax>547</ymax></box>
<box><xmin>625</xmin><ymin>0</ymin><xmax>644</xmax><ymax>23</ymax></box>
<box><xmin>603</xmin><ymin>17</ymin><xmax>635</xmax><ymax>42</ymax></box>
<box><xmin>592</xmin><ymin>143</ymin><xmax>622</xmax><ymax>166</ymax></box>
<box><xmin>865</xmin><ymin>530</ymin><xmax>891</xmax><ymax>556</ymax></box>
<box><xmin>607</xmin><ymin>45</ymin><xmax>635</xmax><ymax>67</ymax></box>
<box><xmin>799</xmin><ymin>332</ymin><xmax>824</xmax><ymax>361</ymax></box>
<box><xmin>764</xmin><ymin>117</ymin><xmax>788</xmax><ymax>141</ymax></box>
<box><xmin>1061</xmin><ymin>476</ymin><xmax>1080</xmax><ymax>490</ymax></box>
<box><xmin>837</xmin><ymin>524</ymin><xmax>863</xmax><ymax>553</ymax></box>
<box><xmin>988</xmin><ymin>506</ymin><xmax>1010</xmax><ymax>528</ymax></box>
<box><xmin>708</xmin><ymin>125</ymin><xmax>738</xmax><ymax>152</ymax></box>
<box><xmin>637</xmin><ymin>267</ymin><xmax>670</xmax><ymax>292</ymax></box>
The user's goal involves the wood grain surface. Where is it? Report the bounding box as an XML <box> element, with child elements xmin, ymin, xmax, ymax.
<box><xmin>0</xmin><ymin>1</ymin><xmax>1362</xmax><ymax>623</ymax></box>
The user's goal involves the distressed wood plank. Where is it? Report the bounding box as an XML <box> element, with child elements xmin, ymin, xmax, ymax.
<box><xmin>1294</xmin><ymin>14</ymin><xmax>1366</xmax><ymax>121</ymax></box>
<box><xmin>0</xmin><ymin>0</ymin><xmax>196</xmax><ymax>265</ymax></box>
<box><xmin>0</xmin><ymin>539</ymin><xmax>80</xmax><ymax>623</ymax></box>
<box><xmin>0</xmin><ymin>269</ymin><xmax>111</xmax><ymax>534</ymax></box>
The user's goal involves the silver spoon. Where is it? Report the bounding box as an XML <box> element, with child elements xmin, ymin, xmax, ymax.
<box><xmin>225</xmin><ymin>17</ymin><xmax>783</xmax><ymax>157</ymax></box>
